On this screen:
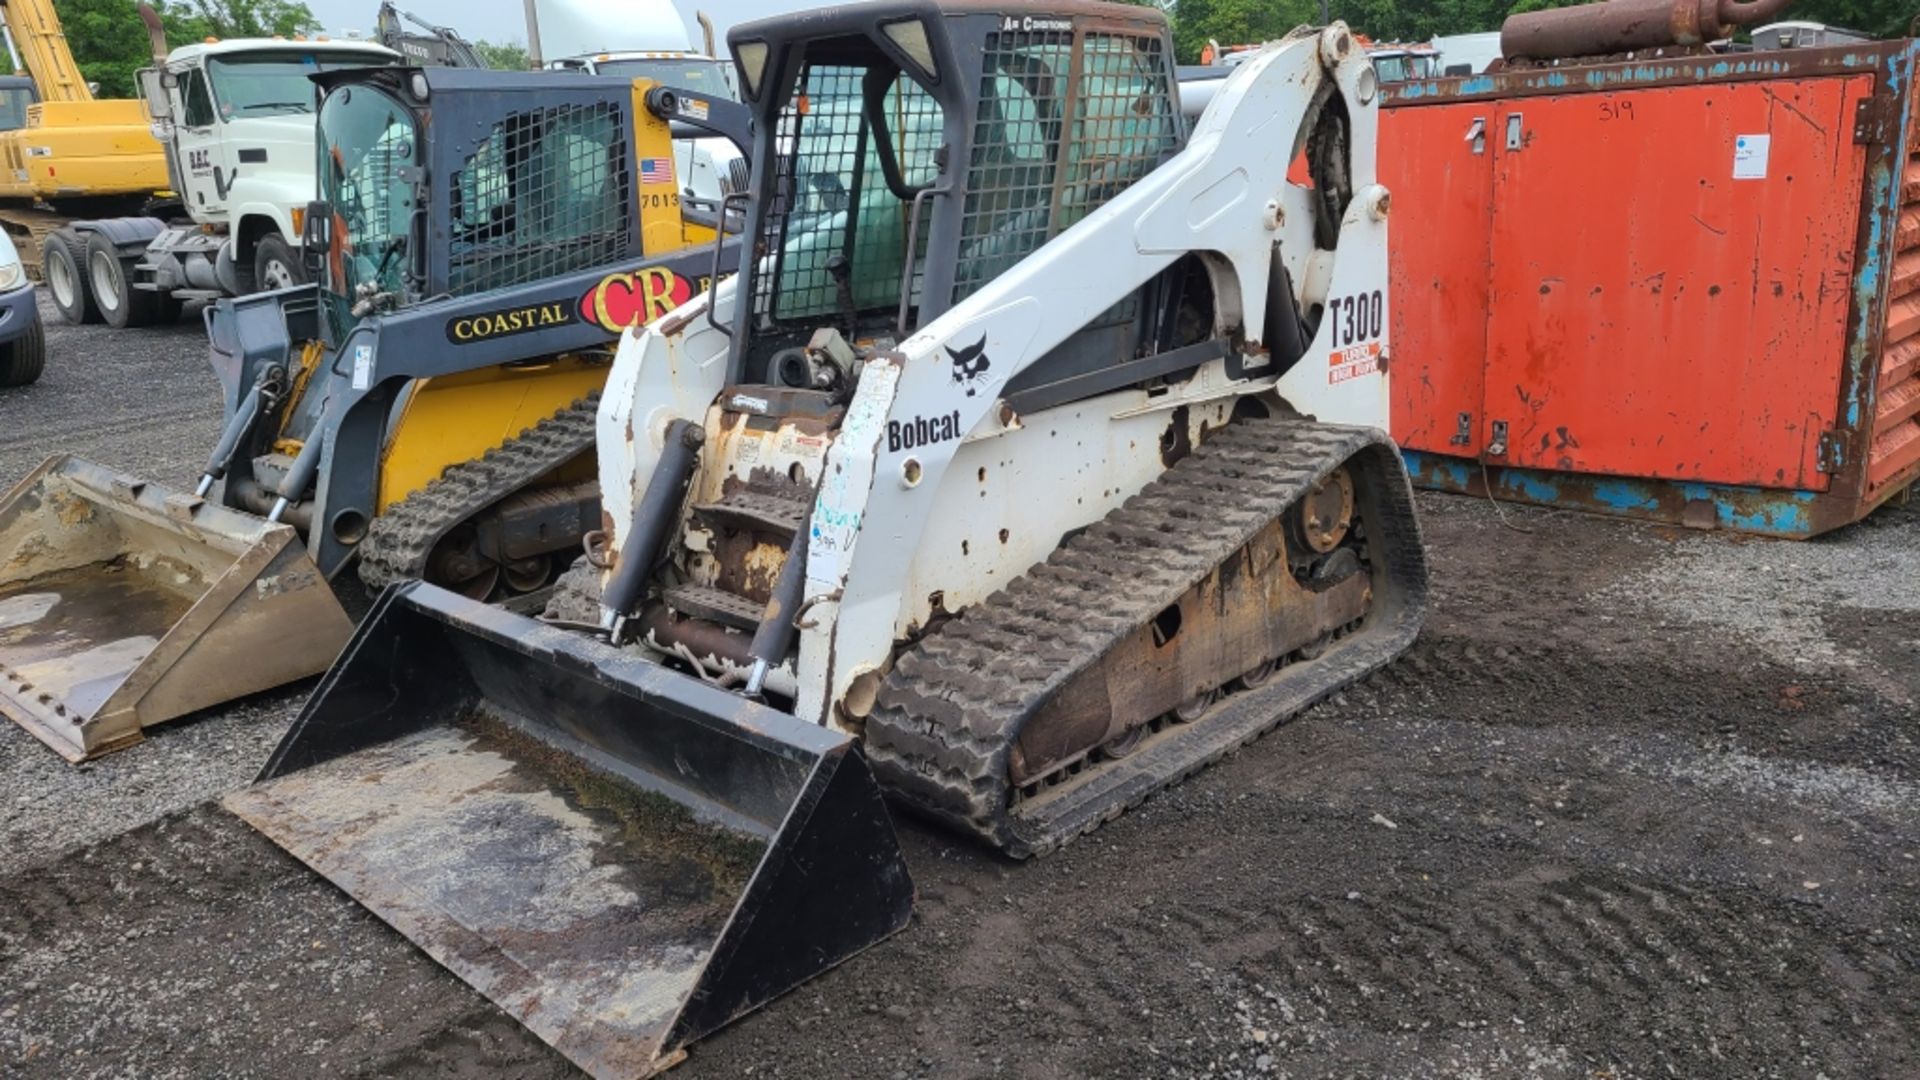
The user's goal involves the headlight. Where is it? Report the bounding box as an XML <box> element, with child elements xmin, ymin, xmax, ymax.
<box><xmin>0</xmin><ymin>228</ymin><xmax>23</xmax><ymax>289</ymax></box>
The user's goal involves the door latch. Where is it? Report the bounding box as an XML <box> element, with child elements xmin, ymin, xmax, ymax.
<box><xmin>1487</xmin><ymin>419</ymin><xmax>1509</xmax><ymax>457</ymax></box>
<box><xmin>1451</xmin><ymin>411</ymin><xmax>1473</xmax><ymax>446</ymax></box>
<box><xmin>1505</xmin><ymin>113</ymin><xmax>1524</xmax><ymax>151</ymax></box>
<box><xmin>1465</xmin><ymin>117</ymin><xmax>1486</xmax><ymax>155</ymax></box>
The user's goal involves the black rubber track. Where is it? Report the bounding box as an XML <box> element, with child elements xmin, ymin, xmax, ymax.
<box><xmin>863</xmin><ymin>418</ymin><xmax>1431</xmax><ymax>858</ymax></box>
<box><xmin>356</xmin><ymin>394</ymin><xmax>600</xmax><ymax>592</ymax></box>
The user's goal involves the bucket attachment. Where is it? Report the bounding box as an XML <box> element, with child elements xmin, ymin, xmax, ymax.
<box><xmin>0</xmin><ymin>455</ymin><xmax>353</xmax><ymax>761</ymax></box>
<box><xmin>225</xmin><ymin>581</ymin><xmax>915</xmax><ymax>1079</ymax></box>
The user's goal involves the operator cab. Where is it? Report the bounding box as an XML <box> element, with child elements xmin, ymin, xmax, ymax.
<box><xmin>550</xmin><ymin>51</ymin><xmax>747</xmax><ymax>208</ymax></box>
<box><xmin>724</xmin><ymin>0</ymin><xmax>1216</xmax><ymax>407</ymax></box>
<box><xmin>0</xmin><ymin>76</ymin><xmax>37</xmax><ymax>133</ymax></box>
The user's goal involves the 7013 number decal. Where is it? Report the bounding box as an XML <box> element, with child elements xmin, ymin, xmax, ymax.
<box><xmin>1327</xmin><ymin>290</ymin><xmax>1383</xmax><ymax>348</ymax></box>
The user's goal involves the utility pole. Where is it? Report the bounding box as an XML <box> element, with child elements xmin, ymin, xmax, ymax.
<box><xmin>521</xmin><ymin>0</ymin><xmax>543</xmax><ymax>68</ymax></box>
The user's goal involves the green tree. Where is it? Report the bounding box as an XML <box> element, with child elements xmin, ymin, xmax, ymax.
<box><xmin>54</xmin><ymin>0</ymin><xmax>154</xmax><ymax>97</ymax></box>
<box><xmin>53</xmin><ymin>0</ymin><xmax>321</xmax><ymax>98</ymax></box>
<box><xmin>473</xmin><ymin>39</ymin><xmax>531</xmax><ymax>71</ymax></box>
<box><xmin>164</xmin><ymin>0</ymin><xmax>321</xmax><ymax>40</ymax></box>
<box><xmin>1170</xmin><ymin>0</ymin><xmax>1320</xmax><ymax>62</ymax></box>
<box><xmin>1166</xmin><ymin>0</ymin><xmax>1920</xmax><ymax>60</ymax></box>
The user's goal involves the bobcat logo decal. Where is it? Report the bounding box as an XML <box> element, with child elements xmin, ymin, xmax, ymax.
<box><xmin>946</xmin><ymin>336</ymin><xmax>991</xmax><ymax>397</ymax></box>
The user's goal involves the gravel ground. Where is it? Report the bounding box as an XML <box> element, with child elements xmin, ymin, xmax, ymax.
<box><xmin>0</xmin><ymin>291</ymin><xmax>299</xmax><ymax>877</ymax></box>
<box><xmin>2</xmin><ymin>289</ymin><xmax>1918</xmax><ymax>1079</ymax></box>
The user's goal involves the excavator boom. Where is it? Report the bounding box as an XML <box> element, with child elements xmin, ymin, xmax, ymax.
<box><xmin>0</xmin><ymin>0</ymin><xmax>93</xmax><ymax>101</ymax></box>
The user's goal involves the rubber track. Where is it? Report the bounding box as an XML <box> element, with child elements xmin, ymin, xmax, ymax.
<box><xmin>357</xmin><ymin>394</ymin><xmax>600</xmax><ymax>592</ymax></box>
<box><xmin>864</xmin><ymin>418</ymin><xmax>1430</xmax><ymax>858</ymax></box>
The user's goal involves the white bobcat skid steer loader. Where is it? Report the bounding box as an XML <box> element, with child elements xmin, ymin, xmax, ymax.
<box><xmin>227</xmin><ymin>3</ymin><xmax>1428</xmax><ymax>1076</ymax></box>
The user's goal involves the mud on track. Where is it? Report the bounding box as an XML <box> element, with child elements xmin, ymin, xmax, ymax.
<box><xmin>0</xmin><ymin>295</ymin><xmax>1916</xmax><ymax>1078</ymax></box>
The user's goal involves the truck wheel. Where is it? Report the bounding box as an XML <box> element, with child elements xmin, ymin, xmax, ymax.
<box><xmin>84</xmin><ymin>231</ymin><xmax>157</xmax><ymax>330</ymax></box>
<box><xmin>252</xmin><ymin>233</ymin><xmax>305</xmax><ymax>291</ymax></box>
<box><xmin>0</xmin><ymin>317</ymin><xmax>45</xmax><ymax>387</ymax></box>
<box><xmin>44</xmin><ymin>230</ymin><xmax>98</xmax><ymax>325</ymax></box>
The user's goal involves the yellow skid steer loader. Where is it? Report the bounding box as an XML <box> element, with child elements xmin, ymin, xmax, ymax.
<box><xmin>229</xmin><ymin>2</ymin><xmax>1428</xmax><ymax>1076</ymax></box>
<box><xmin>0</xmin><ymin>65</ymin><xmax>749</xmax><ymax>760</ymax></box>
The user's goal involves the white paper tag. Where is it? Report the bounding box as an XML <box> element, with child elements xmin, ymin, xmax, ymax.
<box><xmin>1733</xmin><ymin>134</ymin><xmax>1770</xmax><ymax>180</ymax></box>
<box><xmin>351</xmin><ymin>344</ymin><xmax>373</xmax><ymax>390</ymax></box>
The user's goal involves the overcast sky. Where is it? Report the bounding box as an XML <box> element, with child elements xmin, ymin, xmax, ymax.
<box><xmin>303</xmin><ymin>0</ymin><xmax>826</xmax><ymax>54</ymax></box>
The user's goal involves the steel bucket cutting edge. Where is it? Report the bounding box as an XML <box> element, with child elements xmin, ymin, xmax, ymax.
<box><xmin>225</xmin><ymin>580</ymin><xmax>915</xmax><ymax>1078</ymax></box>
<box><xmin>0</xmin><ymin>455</ymin><xmax>352</xmax><ymax>760</ymax></box>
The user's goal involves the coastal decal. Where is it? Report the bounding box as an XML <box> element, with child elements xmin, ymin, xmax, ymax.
<box><xmin>579</xmin><ymin>267</ymin><xmax>729</xmax><ymax>333</ymax></box>
<box><xmin>445</xmin><ymin>299</ymin><xmax>574</xmax><ymax>344</ymax></box>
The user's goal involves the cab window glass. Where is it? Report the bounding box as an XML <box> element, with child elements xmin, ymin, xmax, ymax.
<box><xmin>181</xmin><ymin>69</ymin><xmax>216</xmax><ymax>127</ymax></box>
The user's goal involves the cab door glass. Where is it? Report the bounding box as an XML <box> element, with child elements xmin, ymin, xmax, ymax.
<box><xmin>181</xmin><ymin>69</ymin><xmax>217</xmax><ymax>127</ymax></box>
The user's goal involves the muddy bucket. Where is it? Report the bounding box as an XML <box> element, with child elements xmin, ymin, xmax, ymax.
<box><xmin>0</xmin><ymin>455</ymin><xmax>353</xmax><ymax>761</ymax></box>
<box><xmin>225</xmin><ymin>581</ymin><xmax>915</xmax><ymax>1079</ymax></box>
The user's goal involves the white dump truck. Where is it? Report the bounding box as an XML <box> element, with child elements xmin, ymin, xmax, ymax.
<box><xmin>46</xmin><ymin>24</ymin><xmax>395</xmax><ymax>327</ymax></box>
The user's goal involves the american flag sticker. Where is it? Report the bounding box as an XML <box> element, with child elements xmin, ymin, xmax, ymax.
<box><xmin>640</xmin><ymin>157</ymin><xmax>674</xmax><ymax>184</ymax></box>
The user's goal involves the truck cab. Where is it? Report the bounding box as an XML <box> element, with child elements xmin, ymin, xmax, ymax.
<box><xmin>139</xmin><ymin>38</ymin><xmax>399</xmax><ymax>288</ymax></box>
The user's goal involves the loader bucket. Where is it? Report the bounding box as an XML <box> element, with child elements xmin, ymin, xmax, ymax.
<box><xmin>0</xmin><ymin>455</ymin><xmax>353</xmax><ymax>761</ymax></box>
<box><xmin>224</xmin><ymin>581</ymin><xmax>915</xmax><ymax>1079</ymax></box>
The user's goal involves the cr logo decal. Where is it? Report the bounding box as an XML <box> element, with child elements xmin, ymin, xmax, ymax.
<box><xmin>580</xmin><ymin>267</ymin><xmax>699</xmax><ymax>332</ymax></box>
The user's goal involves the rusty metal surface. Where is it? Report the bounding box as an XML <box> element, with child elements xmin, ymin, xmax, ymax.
<box><xmin>1385</xmin><ymin>41</ymin><xmax>1911</xmax><ymax>108</ymax></box>
<box><xmin>1014</xmin><ymin>517</ymin><xmax>1372</xmax><ymax>786</ymax></box>
<box><xmin>1483</xmin><ymin>76</ymin><xmax>1868</xmax><ymax>490</ymax></box>
<box><xmin>1501</xmin><ymin>0</ymin><xmax>1794</xmax><ymax>63</ymax></box>
<box><xmin>0</xmin><ymin>455</ymin><xmax>352</xmax><ymax>760</ymax></box>
<box><xmin>1382</xmin><ymin>38</ymin><xmax>1920</xmax><ymax>536</ymax></box>
<box><xmin>228</xmin><ymin>719</ymin><xmax>761</xmax><ymax>1079</ymax></box>
<box><xmin>1403</xmin><ymin>450</ymin><xmax>1856</xmax><ymax>535</ymax></box>
<box><xmin>1383</xmin><ymin>103</ymin><xmax>1494</xmax><ymax>458</ymax></box>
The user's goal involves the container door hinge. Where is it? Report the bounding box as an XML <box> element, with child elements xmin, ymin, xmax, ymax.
<box><xmin>1817</xmin><ymin>430</ymin><xmax>1846</xmax><ymax>473</ymax></box>
<box><xmin>1854</xmin><ymin>96</ymin><xmax>1898</xmax><ymax>145</ymax></box>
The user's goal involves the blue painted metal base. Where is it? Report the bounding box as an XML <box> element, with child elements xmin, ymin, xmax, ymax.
<box><xmin>1403</xmin><ymin>451</ymin><xmax>1826</xmax><ymax>538</ymax></box>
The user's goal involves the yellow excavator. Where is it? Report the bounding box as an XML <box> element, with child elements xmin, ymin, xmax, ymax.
<box><xmin>0</xmin><ymin>0</ymin><xmax>169</xmax><ymax>275</ymax></box>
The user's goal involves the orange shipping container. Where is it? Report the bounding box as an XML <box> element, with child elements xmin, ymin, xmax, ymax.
<box><xmin>1382</xmin><ymin>42</ymin><xmax>1920</xmax><ymax>536</ymax></box>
